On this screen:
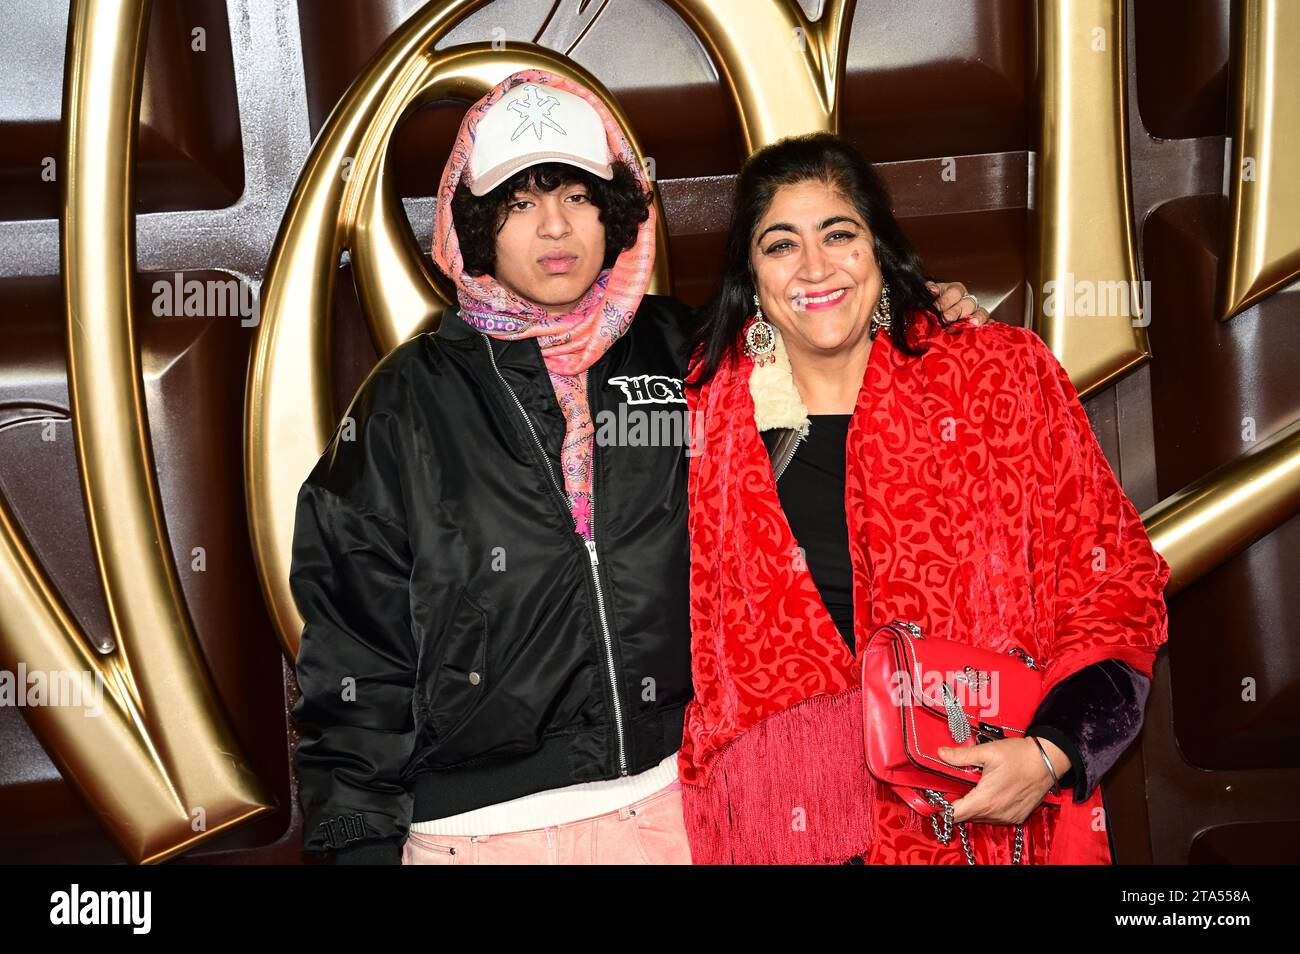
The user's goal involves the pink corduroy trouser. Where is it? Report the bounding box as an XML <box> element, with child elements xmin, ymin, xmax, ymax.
<box><xmin>401</xmin><ymin>780</ymin><xmax>692</xmax><ymax>865</ymax></box>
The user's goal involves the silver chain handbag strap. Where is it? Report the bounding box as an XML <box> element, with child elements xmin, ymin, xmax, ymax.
<box><xmin>923</xmin><ymin>790</ymin><xmax>1024</xmax><ymax>865</ymax></box>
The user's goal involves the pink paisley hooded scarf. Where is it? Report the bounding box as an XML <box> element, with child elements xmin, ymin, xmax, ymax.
<box><xmin>430</xmin><ymin>69</ymin><xmax>657</xmax><ymax>538</ymax></box>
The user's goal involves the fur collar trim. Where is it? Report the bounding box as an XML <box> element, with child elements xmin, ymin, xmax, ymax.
<box><xmin>748</xmin><ymin>324</ymin><xmax>810</xmax><ymax>435</ymax></box>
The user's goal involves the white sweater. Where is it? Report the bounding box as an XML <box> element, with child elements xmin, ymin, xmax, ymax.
<box><xmin>409</xmin><ymin>751</ymin><xmax>679</xmax><ymax>836</ymax></box>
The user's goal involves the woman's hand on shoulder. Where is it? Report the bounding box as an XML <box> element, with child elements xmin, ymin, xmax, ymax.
<box><xmin>937</xmin><ymin>737</ymin><xmax>1070</xmax><ymax>825</ymax></box>
<box><xmin>927</xmin><ymin>280</ymin><xmax>991</xmax><ymax>326</ymax></box>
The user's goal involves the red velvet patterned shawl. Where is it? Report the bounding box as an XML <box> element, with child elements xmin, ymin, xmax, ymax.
<box><xmin>678</xmin><ymin>314</ymin><xmax>1171</xmax><ymax>864</ymax></box>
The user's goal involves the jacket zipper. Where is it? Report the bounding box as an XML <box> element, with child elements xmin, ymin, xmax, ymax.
<box><xmin>583</xmin><ymin>368</ymin><xmax>629</xmax><ymax>775</ymax></box>
<box><xmin>773</xmin><ymin>429</ymin><xmax>805</xmax><ymax>481</ymax></box>
<box><xmin>481</xmin><ymin>336</ymin><xmax>629</xmax><ymax>775</ymax></box>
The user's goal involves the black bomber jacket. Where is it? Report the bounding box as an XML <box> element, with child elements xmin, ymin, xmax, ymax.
<box><xmin>289</xmin><ymin>294</ymin><xmax>696</xmax><ymax>864</ymax></box>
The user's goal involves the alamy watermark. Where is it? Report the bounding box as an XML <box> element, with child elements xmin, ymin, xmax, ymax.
<box><xmin>594</xmin><ymin>405</ymin><xmax>702</xmax><ymax>453</ymax></box>
<box><xmin>152</xmin><ymin>271</ymin><xmax>260</xmax><ymax>327</ymax></box>
<box><xmin>0</xmin><ymin>665</ymin><xmax>104</xmax><ymax>717</ymax></box>
<box><xmin>1041</xmin><ymin>273</ymin><xmax>1151</xmax><ymax>326</ymax></box>
<box><xmin>598</xmin><ymin>374</ymin><xmax>705</xmax><ymax>454</ymax></box>
<box><xmin>889</xmin><ymin>665</ymin><xmax>1003</xmax><ymax>719</ymax></box>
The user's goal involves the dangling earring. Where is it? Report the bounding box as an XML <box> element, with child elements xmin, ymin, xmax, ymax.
<box><xmin>869</xmin><ymin>282</ymin><xmax>893</xmax><ymax>340</ymax></box>
<box><xmin>744</xmin><ymin>293</ymin><xmax>777</xmax><ymax>366</ymax></box>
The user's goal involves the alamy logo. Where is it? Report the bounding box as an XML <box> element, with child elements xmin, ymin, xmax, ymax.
<box><xmin>50</xmin><ymin>884</ymin><xmax>151</xmax><ymax>934</ymax></box>
<box><xmin>607</xmin><ymin>374</ymin><xmax>685</xmax><ymax>405</ymax></box>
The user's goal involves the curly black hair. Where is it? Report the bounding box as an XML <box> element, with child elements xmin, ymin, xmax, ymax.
<box><xmin>450</xmin><ymin>159</ymin><xmax>651</xmax><ymax>277</ymax></box>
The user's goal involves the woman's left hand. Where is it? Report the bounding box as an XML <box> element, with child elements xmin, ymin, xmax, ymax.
<box><xmin>937</xmin><ymin>737</ymin><xmax>1070</xmax><ymax>825</ymax></box>
<box><xmin>927</xmin><ymin>280</ymin><xmax>991</xmax><ymax>325</ymax></box>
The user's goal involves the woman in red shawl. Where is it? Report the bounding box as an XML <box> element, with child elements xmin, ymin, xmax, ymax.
<box><xmin>679</xmin><ymin>133</ymin><xmax>1172</xmax><ymax>865</ymax></box>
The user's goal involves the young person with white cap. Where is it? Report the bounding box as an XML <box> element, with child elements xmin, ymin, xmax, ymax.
<box><xmin>289</xmin><ymin>69</ymin><xmax>988</xmax><ymax>864</ymax></box>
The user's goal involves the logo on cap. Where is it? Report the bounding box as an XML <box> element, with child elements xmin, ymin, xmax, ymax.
<box><xmin>508</xmin><ymin>85</ymin><xmax>566</xmax><ymax>141</ymax></box>
<box><xmin>466</xmin><ymin>78</ymin><xmax>613</xmax><ymax>196</ymax></box>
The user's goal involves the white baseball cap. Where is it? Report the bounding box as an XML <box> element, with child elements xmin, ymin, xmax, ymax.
<box><xmin>467</xmin><ymin>81</ymin><xmax>613</xmax><ymax>197</ymax></box>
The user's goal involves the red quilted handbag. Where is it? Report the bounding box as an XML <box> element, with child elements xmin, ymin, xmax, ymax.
<box><xmin>861</xmin><ymin>618</ymin><xmax>1065</xmax><ymax>864</ymax></box>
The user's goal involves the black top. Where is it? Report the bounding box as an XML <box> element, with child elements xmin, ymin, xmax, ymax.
<box><xmin>775</xmin><ymin>414</ymin><xmax>857</xmax><ymax>654</ymax></box>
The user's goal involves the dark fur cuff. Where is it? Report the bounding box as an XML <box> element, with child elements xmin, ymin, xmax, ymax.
<box><xmin>1026</xmin><ymin>659</ymin><xmax>1151</xmax><ymax>802</ymax></box>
